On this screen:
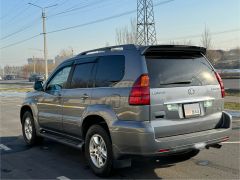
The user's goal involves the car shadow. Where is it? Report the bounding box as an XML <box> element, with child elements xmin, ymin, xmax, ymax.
<box><xmin>1</xmin><ymin>136</ymin><xmax>190</xmax><ymax>179</ymax></box>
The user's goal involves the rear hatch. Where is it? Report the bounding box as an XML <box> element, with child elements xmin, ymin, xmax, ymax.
<box><xmin>143</xmin><ymin>46</ymin><xmax>224</xmax><ymax>138</ymax></box>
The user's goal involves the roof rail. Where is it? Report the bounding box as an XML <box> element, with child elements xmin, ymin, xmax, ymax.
<box><xmin>78</xmin><ymin>44</ymin><xmax>137</xmax><ymax>56</ymax></box>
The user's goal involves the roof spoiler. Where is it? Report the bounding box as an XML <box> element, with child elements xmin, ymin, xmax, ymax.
<box><xmin>141</xmin><ymin>45</ymin><xmax>206</xmax><ymax>56</ymax></box>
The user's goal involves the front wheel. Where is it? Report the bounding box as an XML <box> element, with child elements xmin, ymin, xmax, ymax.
<box><xmin>85</xmin><ymin>125</ymin><xmax>113</xmax><ymax>177</ymax></box>
<box><xmin>22</xmin><ymin>111</ymin><xmax>42</xmax><ymax>146</ymax></box>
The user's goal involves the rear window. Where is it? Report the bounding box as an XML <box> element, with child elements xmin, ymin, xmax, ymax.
<box><xmin>95</xmin><ymin>55</ymin><xmax>125</xmax><ymax>87</ymax></box>
<box><xmin>146</xmin><ymin>55</ymin><xmax>218</xmax><ymax>88</ymax></box>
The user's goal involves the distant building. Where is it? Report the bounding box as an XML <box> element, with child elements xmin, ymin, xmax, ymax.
<box><xmin>27</xmin><ymin>58</ymin><xmax>54</xmax><ymax>65</ymax></box>
<box><xmin>3</xmin><ymin>65</ymin><xmax>24</xmax><ymax>77</ymax></box>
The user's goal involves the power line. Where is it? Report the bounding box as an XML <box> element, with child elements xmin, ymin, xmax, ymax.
<box><xmin>47</xmin><ymin>0</ymin><xmax>174</xmax><ymax>34</ymax></box>
<box><xmin>4</xmin><ymin>0</ymin><xmax>39</xmax><ymax>26</ymax></box>
<box><xmin>48</xmin><ymin>0</ymin><xmax>105</xmax><ymax>18</ymax></box>
<box><xmin>48</xmin><ymin>0</ymin><xmax>125</xmax><ymax>20</ymax></box>
<box><xmin>1</xmin><ymin>0</ymin><xmax>174</xmax><ymax>50</ymax></box>
<box><xmin>0</xmin><ymin>0</ymin><xmax>24</xmax><ymax>20</ymax></box>
<box><xmin>0</xmin><ymin>34</ymin><xmax>41</xmax><ymax>50</ymax></box>
<box><xmin>47</xmin><ymin>0</ymin><xmax>70</xmax><ymax>14</ymax></box>
<box><xmin>1</xmin><ymin>17</ymin><xmax>40</xmax><ymax>40</ymax></box>
<box><xmin>161</xmin><ymin>29</ymin><xmax>240</xmax><ymax>41</ymax></box>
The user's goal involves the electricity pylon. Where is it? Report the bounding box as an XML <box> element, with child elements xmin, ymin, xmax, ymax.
<box><xmin>137</xmin><ymin>0</ymin><xmax>157</xmax><ymax>45</ymax></box>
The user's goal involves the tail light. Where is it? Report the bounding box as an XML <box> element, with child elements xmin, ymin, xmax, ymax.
<box><xmin>129</xmin><ymin>74</ymin><xmax>150</xmax><ymax>105</ymax></box>
<box><xmin>215</xmin><ymin>72</ymin><xmax>225</xmax><ymax>98</ymax></box>
<box><xmin>221</xmin><ymin>136</ymin><xmax>230</xmax><ymax>142</ymax></box>
<box><xmin>158</xmin><ymin>149</ymin><xmax>170</xmax><ymax>153</ymax></box>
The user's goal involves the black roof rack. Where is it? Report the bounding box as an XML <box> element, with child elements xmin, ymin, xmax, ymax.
<box><xmin>77</xmin><ymin>44</ymin><xmax>137</xmax><ymax>56</ymax></box>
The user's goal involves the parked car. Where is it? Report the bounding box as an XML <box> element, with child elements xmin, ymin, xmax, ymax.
<box><xmin>4</xmin><ymin>75</ymin><xmax>15</xmax><ymax>80</ymax></box>
<box><xmin>20</xmin><ymin>44</ymin><xmax>232</xmax><ymax>177</ymax></box>
<box><xmin>29</xmin><ymin>74</ymin><xmax>44</xmax><ymax>82</ymax></box>
<box><xmin>0</xmin><ymin>76</ymin><xmax>2</xmax><ymax>80</ymax></box>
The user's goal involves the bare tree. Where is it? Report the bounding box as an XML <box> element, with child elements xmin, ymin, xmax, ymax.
<box><xmin>55</xmin><ymin>47</ymin><xmax>74</xmax><ymax>65</ymax></box>
<box><xmin>201</xmin><ymin>26</ymin><xmax>212</xmax><ymax>50</ymax></box>
<box><xmin>201</xmin><ymin>26</ymin><xmax>218</xmax><ymax>63</ymax></box>
<box><xmin>115</xmin><ymin>18</ymin><xmax>137</xmax><ymax>45</ymax></box>
<box><xmin>169</xmin><ymin>40</ymin><xmax>193</xmax><ymax>46</ymax></box>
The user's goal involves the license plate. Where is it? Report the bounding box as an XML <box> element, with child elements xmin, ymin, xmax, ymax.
<box><xmin>184</xmin><ymin>103</ymin><xmax>201</xmax><ymax>118</ymax></box>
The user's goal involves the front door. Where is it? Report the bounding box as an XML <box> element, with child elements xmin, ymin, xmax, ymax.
<box><xmin>38</xmin><ymin>65</ymin><xmax>72</xmax><ymax>131</ymax></box>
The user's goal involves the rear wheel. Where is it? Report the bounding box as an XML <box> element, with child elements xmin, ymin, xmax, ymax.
<box><xmin>22</xmin><ymin>111</ymin><xmax>42</xmax><ymax>146</ymax></box>
<box><xmin>85</xmin><ymin>125</ymin><xmax>113</xmax><ymax>177</ymax></box>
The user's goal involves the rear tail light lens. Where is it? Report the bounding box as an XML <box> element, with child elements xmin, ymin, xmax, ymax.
<box><xmin>221</xmin><ymin>136</ymin><xmax>230</xmax><ymax>142</ymax></box>
<box><xmin>129</xmin><ymin>74</ymin><xmax>150</xmax><ymax>105</ymax></box>
<box><xmin>215</xmin><ymin>72</ymin><xmax>225</xmax><ymax>98</ymax></box>
<box><xmin>158</xmin><ymin>149</ymin><xmax>170</xmax><ymax>153</ymax></box>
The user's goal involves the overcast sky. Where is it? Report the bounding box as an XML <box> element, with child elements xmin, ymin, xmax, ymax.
<box><xmin>0</xmin><ymin>0</ymin><xmax>240</xmax><ymax>66</ymax></box>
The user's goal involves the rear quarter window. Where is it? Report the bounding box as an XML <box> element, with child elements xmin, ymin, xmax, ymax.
<box><xmin>146</xmin><ymin>55</ymin><xmax>218</xmax><ymax>88</ymax></box>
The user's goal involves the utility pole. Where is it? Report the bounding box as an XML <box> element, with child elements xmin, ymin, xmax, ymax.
<box><xmin>137</xmin><ymin>0</ymin><xmax>157</xmax><ymax>45</ymax></box>
<box><xmin>28</xmin><ymin>3</ymin><xmax>57</xmax><ymax>79</ymax></box>
<box><xmin>33</xmin><ymin>56</ymin><xmax>36</xmax><ymax>74</ymax></box>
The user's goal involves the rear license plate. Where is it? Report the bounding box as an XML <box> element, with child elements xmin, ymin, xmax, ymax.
<box><xmin>183</xmin><ymin>103</ymin><xmax>201</xmax><ymax>118</ymax></box>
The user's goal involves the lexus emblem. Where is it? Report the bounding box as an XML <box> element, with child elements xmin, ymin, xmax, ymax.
<box><xmin>188</xmin><ymin>88</ymin><xmax>195</xmax><ymax>95</ymax></box>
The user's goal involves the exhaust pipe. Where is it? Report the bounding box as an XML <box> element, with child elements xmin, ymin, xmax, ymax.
<box><xmin>206</xmin><ymin>144</ymin><xmax>222</xmax><ymax>149</ymax></box>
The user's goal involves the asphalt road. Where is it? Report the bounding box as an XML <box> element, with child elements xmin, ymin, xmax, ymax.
<box><xmin>0</xmin><ymin>95</ymin><xmax>240</xmax><ymax>179</ymax></box>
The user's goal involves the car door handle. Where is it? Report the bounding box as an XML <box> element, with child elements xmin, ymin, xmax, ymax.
<box><xmin>80</xmin><ymin>94</ymin><xmax>89</xmax><ymax>100</ymax></box>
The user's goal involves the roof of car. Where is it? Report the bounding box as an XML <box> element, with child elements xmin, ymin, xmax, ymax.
<box><xmin>62</xmin><ymin>44</ymin><xmax>206</xmax><ymax>65</ymax></box>
<box><xmin>76</xmin><ymin>44</ymin><xmax>206</xmax><ymax>56</ymax></box>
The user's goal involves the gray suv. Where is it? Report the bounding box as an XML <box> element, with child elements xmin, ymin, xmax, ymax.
<box><xmin>20</xmin><ymin>44</ymin><xmax>232</xmax><ymax>176</ymax></box>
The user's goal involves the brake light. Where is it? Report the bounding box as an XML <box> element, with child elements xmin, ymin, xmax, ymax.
<box><xmin>221</xmin><ymin>136</ymin><xmax>230</xmax><ymax>142</ymax></box>
<box><xmin>158</xmin><ymin>149</ymin><xmax>170</xmax><ymax>153</ymax></box>
<box><xmin>129</xmin><ymin>74</ymin><xmax>150</xmax><ymax>105</ymax></box>
<box><xmin>215</xmin><ymin>72</ymin><xmax>225</xmax><ymax>98</ymax></box>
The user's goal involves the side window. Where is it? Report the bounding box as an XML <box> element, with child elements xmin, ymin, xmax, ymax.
<box><xmin>95</xmin><ymin>55</ymin><xmax>125</xmax><ymax>87</ymax></box>
<box><xmin>70</xmin><ymin>63</ymin><xmax>95</xmax><ymax>89</ymax></box>
<box><xmin>47</xmin><ymin>66</ymin><xmax>71</xmax><ymax>91</ymax></box>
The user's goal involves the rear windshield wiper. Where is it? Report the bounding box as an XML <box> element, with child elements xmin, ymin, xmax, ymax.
<box><xmin>160</xmin><ymin>81</ymin><xmax>192</xmax><ymax>85</ymax></box>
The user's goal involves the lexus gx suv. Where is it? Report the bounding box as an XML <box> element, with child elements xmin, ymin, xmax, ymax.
<box><xmin>20</xmin><ymin>45</ymin><xmax>232</xmax><ymax>176</ymax></box>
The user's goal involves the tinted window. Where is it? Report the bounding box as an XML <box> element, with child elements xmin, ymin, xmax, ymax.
<box><xmin>47</xmin><ymin>66</ymin><xmax>71</xmax><ymax>90</ymax></box>
<box><xmin>146</xmin><ymin>55</ymin><xmax>218</xmax><ymax>88</ymax></box>
<box><xmin>95</xmin><ymin>55</ymin><xmax>125</xmax><ymax>87</ymax></box>
<box><xmin>71</xmin><ymin>63</ymin><xmax>95</xmax><ymax>88</ymax></box>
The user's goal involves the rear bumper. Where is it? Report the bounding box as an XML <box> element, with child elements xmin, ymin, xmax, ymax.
<box><xmin>111</xmin><ymin>111</ymin><xmax>232</xmax><ymax>159</ymax></box>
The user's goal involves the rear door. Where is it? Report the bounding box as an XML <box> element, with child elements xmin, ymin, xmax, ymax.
<box><xmin>145</xmin><ymin>51</ymin><xmax>223</xmax><ymax>138</ymax></box>
<box><xmin>61</xmin><ymin>58</ymin><xmax>96</xmax><ymax>137</ymax></box>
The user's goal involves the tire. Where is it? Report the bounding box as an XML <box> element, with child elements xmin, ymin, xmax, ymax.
<box><xmin>22</xmin><ymin>111</ymin><xmax>42</xmax><ymax>146</ymax></box>
<box><xmin>167</xmin><ymin>149</ymin><xmax>200</xmax><ymax>161</ymax></box>
<box><xmin>85</xmin><ymin>125</ymin><xmax>113</xmax><ymax>177</ymax></box>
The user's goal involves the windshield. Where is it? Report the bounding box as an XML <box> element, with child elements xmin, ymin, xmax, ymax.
<box><xmin>146</xmin><ymin>55</ymin><xmax>218</xmax><ymax>88</ymax></box>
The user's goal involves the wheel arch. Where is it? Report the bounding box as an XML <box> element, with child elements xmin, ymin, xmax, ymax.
<box><xmin>81</xmin><ymin>115</ymin><xmax>111</xmax><ymax>141</ymax></box>
<box><xmin>20</xmin><ymin>105</ymin><xmax>33</xmax><ymax>124</ymax></box>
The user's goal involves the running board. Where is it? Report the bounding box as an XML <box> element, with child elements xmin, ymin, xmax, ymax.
<box><xmin>40</xmin><ymin>129</ymin><xmax>84</xmax><ymax>149</ymax></box>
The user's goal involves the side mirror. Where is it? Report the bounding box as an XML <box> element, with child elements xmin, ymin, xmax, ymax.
<box><xmin>34</xmin><ymin>81</ymin><xmax>44</xmax><ymax>91</ymax></box>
